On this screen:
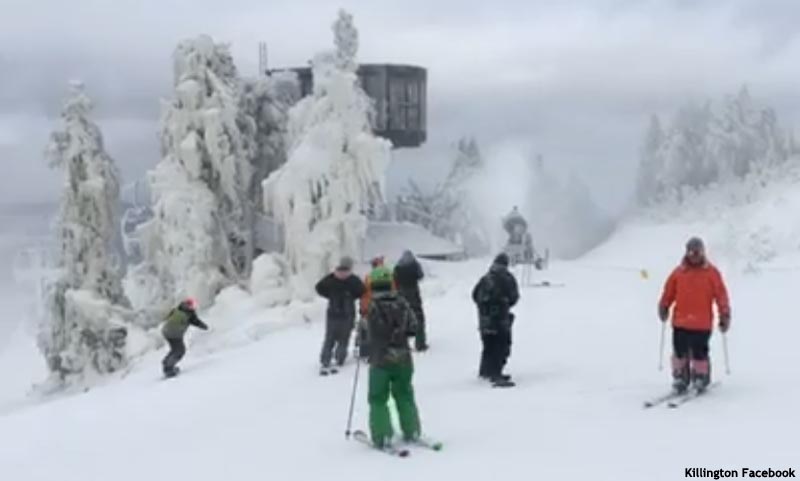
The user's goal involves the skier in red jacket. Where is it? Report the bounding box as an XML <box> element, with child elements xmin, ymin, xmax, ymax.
<box><xmin>659</xmin><ymin>237</ymin><xmax>731</xmax><ymax>393</ymax></box>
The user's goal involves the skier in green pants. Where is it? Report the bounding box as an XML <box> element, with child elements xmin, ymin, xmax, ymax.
<box><xmin>365</xmin><ymin>266</ymin><xmax>422</xmax><ymax>448</ymax></box>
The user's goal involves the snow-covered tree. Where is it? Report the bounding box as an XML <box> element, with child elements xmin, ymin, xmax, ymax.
<box><xmin>398</xmin><ymin>137</ymin><xmax>489</xmax><ymax>255</ymax></box>
<box><xmin>263</xmin><ymin>10</ymin><xmax>391</xmax><ymax>299</ymax></box>
<box><xmin>636</xmin><ymin>115</ymin><xmax>665</xmax><ymax>205</ymax></box>
<box><xmin>636</xmin><ymin>86</ymin><xmax>793</xmax><ymax>207</ymax></box>
<box><xmin>40</xmin><ymin>81</ymin><xmax>129</xmax><ymax>383</ymax></box>
<box><xmin>240</xmin><ymin>72</ymin><xmax>299</xmax><ymax>212</ymax></box>
<box><xmin>130</xmin><ymin>35</ymin><xmax>255</xmax><ymax>313</ymax></box>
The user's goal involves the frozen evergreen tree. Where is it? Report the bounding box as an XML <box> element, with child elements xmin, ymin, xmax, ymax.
<box><xmin>636</xmin><ymin>86</ymin><xmax>793</xmax><ymax>207</ymax></box>
<box><xmin>635</xmin><ymin>115</ymin><xmax>665</xmax><ymax>205</ymax></box>
<box><xmin>709</xmin><ymin>86</ymin><xmax>789</xmax><ymax>179</ymax></box>
<box><xmin>240</xmin><ymin>72</ymin><xmax>299</xmax><ymax>212</ymax></box>
<box><xmin>263</xmin><ymin>10</ymin><xmax>390</xmax><ymax>300</ymax></box>
<box><xmin>399</xmin><ymin>137</ymin><xmax>489</xmax><ymax>255</ymax></box>
<box><xmin>333</xmin><ymin>9</ymin><xmax>358</xmax><ymax>73</ymax></box>
<box><xmin>130</xmin><ymin>35</ymin><xmax>255</xmax><ymax>314</ymax></box>
<box><xmin>40</xmin><ymin>81</ymin><xmax>130</xmax><ymax>383</ymax></box>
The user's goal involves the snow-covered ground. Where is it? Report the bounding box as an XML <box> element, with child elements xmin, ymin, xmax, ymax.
<box><xmin>1</xmin><ymin>200</ymin><xmax>799</xmax><ymax>480</ymax></box>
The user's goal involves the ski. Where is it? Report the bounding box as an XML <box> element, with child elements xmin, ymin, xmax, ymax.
<box><xmin>352</xmin><ymin>430</ymin><xmax>410</xmax><ymax>457</ymax></box>
<box><xmin>643</xmin><ymin>390</ymin><xmax>683</xmax><ymax>409</ymax></box>
<box><xmin>407</xmin><ymin>436</ymin><xmax>443</xmax><ymax>452</ymax></box>
<box><xmin>530</xmin><ymin>282</ymin><xmax>565</xmax><ymax>288</ymax></box>
<box><xmin>667</xmin><ymin>382</ymin><xmax>718</xmax><ymax>408</ymax></box>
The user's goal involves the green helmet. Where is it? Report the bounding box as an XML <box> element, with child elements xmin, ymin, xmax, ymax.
<box><xmin>370</xmin><ymin>266</ymin><xmax>393</xmax><ymax>289</ymax></box>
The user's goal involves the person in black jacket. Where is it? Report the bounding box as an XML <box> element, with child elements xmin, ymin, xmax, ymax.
<box><xmin>394</xmin><ymin>250</ymin><xmax>428</xmax><ymax>351</ymax></box>
<box><xmin>471</xmin><ymin>253</ymin><xmax>520</xmax><ymax>388</ymax></box>
<box><xmin>315</xmin><ymin>256</ymin><xmax>366</xmax><ymax>374</ymax></box>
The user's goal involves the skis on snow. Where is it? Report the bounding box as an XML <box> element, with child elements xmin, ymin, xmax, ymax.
<box><xmin>667</xmin><ymin>382</ymin><xmax>719</xmax><ymax>408</ymax></box>
<box><xmin>407</xmin><ymin>435</ymin><xmax>444</xmax><ymax>452</ymax></box>
<box><xmin>352</xmin><ymin>430</ymin><xmax>410</xmax><ymax>457</ymax></box>
<box><xmin>643</xmin><ymin>382</ymin><xmax>719</xmax><ymax>409</ymax></box>
<box><xmin>643</xmin><ymin>390</ymin><xmax>683</xmax><ymax>408</ymax></box>
<box><xmin>351</xmin><ymin>430</ymin><xmax>443</xmax><ymax>457</ymax></box>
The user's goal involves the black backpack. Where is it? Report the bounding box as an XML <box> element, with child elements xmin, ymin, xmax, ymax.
<box><xmin>372</xmin><ymin>297</ymin><xmax>414</xmax><ymax>345</ymax></box>
<box><xmin>476</xmin><ymin>273</ymin><xmax>505</xmax><ymax>311</ymax></box>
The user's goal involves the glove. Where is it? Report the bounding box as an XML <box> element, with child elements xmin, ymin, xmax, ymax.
<box><xmin>719</xmin><ymin>312</ymin><xmax>731</xmax><ymax>333</ymax></box>
<box><xmin>658</xmin><ymin>305</ymin><xmax>669</xmax><ymax>322</ymax></box>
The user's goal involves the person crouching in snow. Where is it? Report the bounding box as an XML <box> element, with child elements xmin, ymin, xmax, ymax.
<box><xmin>365</xmin><ymin>266</ymin><xmax>422</xmax><ymax>448</ymax></box>
<box><xmin>659</xmin><ymin>237</ymin><xmax>731</xmax><ymax>393</ymax></box>
<box><xmin>315</xmin><ymin>256</ymin><xmax>366</xmax><ymax>374</ymax></box>
<box><xmin>161</xmin><ymin>297</ymin><xmax>208</xmax><ymax>377</ymax></box>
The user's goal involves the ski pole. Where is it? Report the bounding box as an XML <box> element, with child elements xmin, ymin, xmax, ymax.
<box><xmin>722</xmin><ymin>332</ymin><xmax>731</xmax><ymax>375</ymax></box>
<box><xmin>658</xmin><ymin>321</ymin><xmax>666</xmax><ymax>371</ymax></box>
<box><xmin>344</xmin><ymin>344</ymin><xmax>362</xmax><ymax>439</ymax></box>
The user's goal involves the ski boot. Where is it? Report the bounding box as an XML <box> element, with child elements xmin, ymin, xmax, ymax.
<box><xmin>491</xmin><ymin>375</ymin><xmax>516</xmax><ymax>388</ymax></box>
<box><xmin>671</xmin><ymin>356</ymin><xmax>690</xmax><ymax>394</ymax></box>
<box><xmin>690</xmin><ymin>359</ymin><xmax>711</xmax><ymax>392</ymax></box>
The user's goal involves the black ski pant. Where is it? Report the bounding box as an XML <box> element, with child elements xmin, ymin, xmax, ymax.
<box><xmin>479</xmin><ymin>328</ymin><xmax>512</xmax><ymax>379</ymax></box>
<box><xmin>672</xmin><ymin>327</ymin><xmax>711</xmax><ymax>360</ymax></box>
<box><xmin>320</xmin><ymin>315</ymin><xmax>354</xmax><ymax>367</ymax></box>
<box><xmin>162</xmin><ymin>337</ymin><xmax>186</xmax><ymax>373</ymax></box>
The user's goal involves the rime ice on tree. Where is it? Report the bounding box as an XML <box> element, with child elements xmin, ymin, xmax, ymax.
<box><xmin>636</xmin><ymin>86</ymin><xmax>795</xmax><ymax>206</ymax></box>
<box><xmin>130</xmin><ymin>35</ymin><xmax>257</xmax><ymax>312</ymax></box>
<box><xmin>263</xmin><ymin>10</ymin><xmax>391</xmax><ymax>300</ymax></box>
<box><xmin>240</xmin><ymin>72</ymin><xmax>299</xmax><ymax>211</ymax></box>
<box><xmin>40</xmin><ymin>82</ymin><xmax>130</xmax><ymax>384</ymax></box>
<box><xmin>400</xmin><ymin>137</ymin><xmax>490</xmax><ymax>256</ymax></box>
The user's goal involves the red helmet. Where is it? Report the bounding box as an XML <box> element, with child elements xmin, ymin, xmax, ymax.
<box><xmin>184</xmin><ymin>297</ymin><xmax>198</xmax><ymax>310</ymax></box>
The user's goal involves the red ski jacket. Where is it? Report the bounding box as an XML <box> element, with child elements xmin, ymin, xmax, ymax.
<box><xmin>659</xmin><ymin>260</ymin><xmax>730</xmax><ymax>332</ymax></box>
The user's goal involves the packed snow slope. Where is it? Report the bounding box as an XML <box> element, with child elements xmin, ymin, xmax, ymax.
<box><xmin>2</xmin><ymin>196</ymin><xmax>799</xmax><ymax>480</ymax></box>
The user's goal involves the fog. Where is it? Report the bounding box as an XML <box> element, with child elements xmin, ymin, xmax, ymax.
<box><xmin>1</xmin><ymin>1</ymin><xmax>799</xmax><ymax>329</ymax></box>
<box><xmin>2</xmin><ymin>0</ymin><xmax>799</xmax><ymax>211</ymax></box>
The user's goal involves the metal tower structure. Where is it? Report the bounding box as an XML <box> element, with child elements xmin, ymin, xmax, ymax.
<box><xmin>258</xmin><ymin>42</ymin><xmax>268</xmax><ymax>76</ymax></box>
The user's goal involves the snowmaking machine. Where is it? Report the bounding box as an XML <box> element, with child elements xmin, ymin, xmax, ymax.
<box><xmin>502</xmin><ymin>207</ymin><xmax>549</xmax><ymax>285</ymax></box>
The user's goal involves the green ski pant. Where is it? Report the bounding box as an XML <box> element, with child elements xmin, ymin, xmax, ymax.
<box><xmin>368</xmin><ymin>363</ymin><xmax>421</xmax><ymax>447</ymax></box>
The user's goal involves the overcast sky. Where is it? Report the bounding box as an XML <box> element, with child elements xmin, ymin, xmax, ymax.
<box><xmin>1</xmin><ymin>0</ymin><xmax>799</xmax><ymax>212</ymax></box>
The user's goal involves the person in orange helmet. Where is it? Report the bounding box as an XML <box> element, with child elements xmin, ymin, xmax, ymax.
<box><xmin>658</xmin><ymin>237</ymin><xmax>731</xmax><ymax>393</ymax></box>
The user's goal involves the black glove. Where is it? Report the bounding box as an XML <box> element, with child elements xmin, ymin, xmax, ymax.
<box><xmin>719</xmin><ymin>312</ymin><xmax>731</xmax><ymax>333</ymax></box>
<box><xmin>658</xmin><ymin>306</ymin><xmax>669</xmax><ymax>322</ymax></box>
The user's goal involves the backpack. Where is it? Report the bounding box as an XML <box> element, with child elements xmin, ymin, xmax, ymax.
<box><xmin>476</xmin><ymin>273</ymin><xmax>505</xmax><ymax>310</ymax></box>
<box><xmin>372</xmin><ymin>296</ymin><xmax>414</xmax><ymax>345</ymax></box>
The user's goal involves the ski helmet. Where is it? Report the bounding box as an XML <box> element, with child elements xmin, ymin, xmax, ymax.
<box><xmin>370</xmin><ymin>266</ymin><xmax>393</xmax><ymax>290</ymax></box>
<box><xmin>184</xmin><ymin>297</ymin><xmax>198</xmax><ymax>310</ymax></box>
